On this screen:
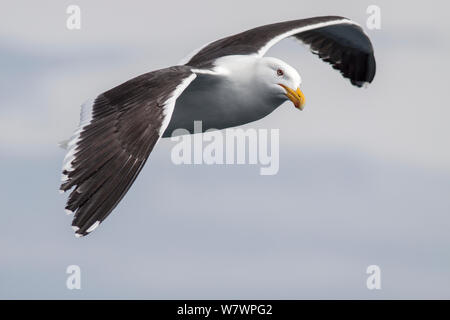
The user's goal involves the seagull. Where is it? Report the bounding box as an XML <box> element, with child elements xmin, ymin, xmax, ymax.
<box><xmin>60</xmin><ymin>16</ymin><xmax>376</xmax><ymax>237</ymax></box>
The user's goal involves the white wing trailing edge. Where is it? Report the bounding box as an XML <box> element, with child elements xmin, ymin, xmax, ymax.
<box><xmin>60</xmin><ymin>66</ymin><xmax>197</xmax><ymax>237</ymax></box>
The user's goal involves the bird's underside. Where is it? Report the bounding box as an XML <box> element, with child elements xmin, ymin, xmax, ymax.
<box><xmin>60</xmin><ymin>16</ymin><xmax>376</xmax><ymax>237</ymax></box>
<box><xmin>163</xmin><ymin>67</ymin><xmax>285</xmax><ymax>137</ymax></box>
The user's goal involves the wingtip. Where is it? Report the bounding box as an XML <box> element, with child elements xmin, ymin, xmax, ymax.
<box><xmin>86</xmin><ymin>221</ymin><xmax>100</xmax><ymax>233</ymax></box>
<box><xmin>71</xmin><ymin>221</ymin><xmax>101</xmax><ymax>238</ymax></box>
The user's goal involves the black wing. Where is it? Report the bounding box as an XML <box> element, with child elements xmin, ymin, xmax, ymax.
<box><xmin>184</xmin><ymin>16</ymin><xmax>375</xmax><ymax>87</ymax></box>
<box><xmin>60</xmin><ymin>66</ymin><xmax>196</xmax><ymax>237</ymax></box>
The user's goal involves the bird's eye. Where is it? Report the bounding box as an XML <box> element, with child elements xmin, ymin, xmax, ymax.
<box><xmin>277</xmin><ymin>69</ymin><xmax>284</xmax><ymax>76</ymax></box>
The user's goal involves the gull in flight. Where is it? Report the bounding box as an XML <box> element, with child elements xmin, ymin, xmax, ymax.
<box><xmin>59</xmin><ymin>16</ymin><xmax>376</xmax><ymax>237</ymax></box>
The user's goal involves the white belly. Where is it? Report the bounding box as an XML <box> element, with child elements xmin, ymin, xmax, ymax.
<box><xmin>163</xmin><ymin>74</ymin><xmax>284</xmax><ymax>137</ymax></box>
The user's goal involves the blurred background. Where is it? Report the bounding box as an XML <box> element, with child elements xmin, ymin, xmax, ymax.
<box><xmin>1</xmin><ymin>0</ymin><xmax>449</xmax><ymax>299</ymax></box>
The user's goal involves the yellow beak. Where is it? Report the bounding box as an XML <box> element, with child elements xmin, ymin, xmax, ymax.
<box><xmin>279</xmin><ymin>84</ymin><xmax>305</xmax><ymax>110</ymax></box>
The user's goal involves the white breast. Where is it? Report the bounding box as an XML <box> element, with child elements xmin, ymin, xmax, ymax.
<box><xmin>164</xmin><ymin>55</ymin><xmax>284</xmax><ymax>137</ymax></box>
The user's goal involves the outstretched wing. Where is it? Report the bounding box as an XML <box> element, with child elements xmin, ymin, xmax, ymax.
<box><xmin>60</xmin><ymin>66</ymin><xmax>197</xmax><ymax>237</ymax></box>
<box><xmin>184</xmin><ymin>16</ymin><xmax>375</xmax><ymax>87</ymax></box>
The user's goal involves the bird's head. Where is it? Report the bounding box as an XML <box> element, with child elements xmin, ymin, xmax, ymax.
<box><xmin>256</xmin><ymin>57</ymin><xmax>305</xmax><ymax>110</ymax></box>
